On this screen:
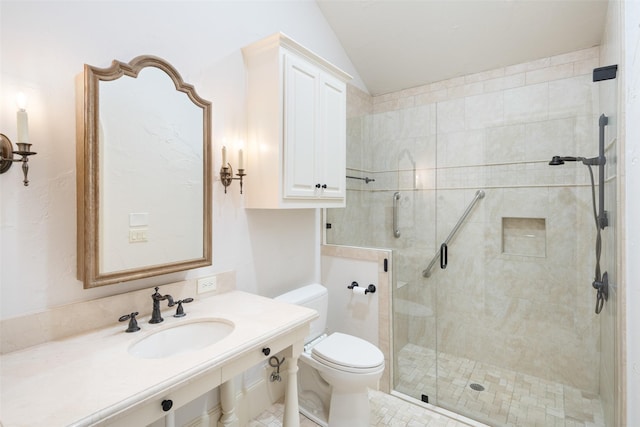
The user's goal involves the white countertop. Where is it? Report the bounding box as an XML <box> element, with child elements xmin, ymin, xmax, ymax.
<box><xmin>0</xmin><ymin>291</ymin><xmax>316</xmax><ymax>427</ymax></box>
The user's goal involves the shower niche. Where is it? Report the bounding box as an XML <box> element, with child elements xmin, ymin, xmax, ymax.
<box><xmin>501</xmin><ymin>217</ymin><xmax>547</xmax><ymax>258</ymax></box>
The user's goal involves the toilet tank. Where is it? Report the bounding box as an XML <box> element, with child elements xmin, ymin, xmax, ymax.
<box><xmin>275</xmin><ymin>283</ymin><xmax>327</xmax><ymax>343</ymax></box>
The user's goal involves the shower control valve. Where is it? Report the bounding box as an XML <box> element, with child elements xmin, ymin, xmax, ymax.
<box><xmin>593</xmin><ymin>272</ymin><xmax>609</xmax><ymax>314</ymax></box>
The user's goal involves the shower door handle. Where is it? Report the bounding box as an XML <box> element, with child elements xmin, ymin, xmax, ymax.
<box><xmin>440</xmin><ymin>243</ymin><xmax>448</xmax><ymax>269</ymax></box>
<box><xmin>423</xmin><ymin>190</ymin><xmax>485</xmax><ymax>277</ymax></box>
<box><xmin>393</xmin><ymin>192</ymin><xmax>401</xmax><ymax>238</ymax></box>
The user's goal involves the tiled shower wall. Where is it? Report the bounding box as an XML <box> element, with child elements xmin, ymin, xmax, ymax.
<box><xmin>328</xmin><ymin>47</ymin><xmax>604</xmax><ymax>393</ymax></box>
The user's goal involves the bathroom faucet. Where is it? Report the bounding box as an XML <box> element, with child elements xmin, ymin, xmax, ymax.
<box><xmin>150</xmin><ymin>286</ymin><xmax>175</xmax><ymax>324</ymax></box>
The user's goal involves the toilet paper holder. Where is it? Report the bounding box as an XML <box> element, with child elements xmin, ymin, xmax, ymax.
<box><xmin>347</xmin><ymin>281</ymin><xmax>376</xmax><ymax>294</ymax></box>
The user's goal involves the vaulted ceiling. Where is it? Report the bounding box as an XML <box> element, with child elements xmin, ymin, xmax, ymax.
<box><xmin>316</xmin><ymin>0</ymin><xmax>609</xmax><ymax>96</ymax></box>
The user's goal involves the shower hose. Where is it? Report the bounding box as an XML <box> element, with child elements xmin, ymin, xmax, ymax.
<box><xmin>586</xmin><ymin>163</ymin><xmax>606</xmax><ymax>314</ymax></box>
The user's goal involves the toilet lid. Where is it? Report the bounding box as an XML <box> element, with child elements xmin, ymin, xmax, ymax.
<box><xmin>311</xmin><ymin>332</ymin><xmax>384</xmax><ymax>371</ymax></box>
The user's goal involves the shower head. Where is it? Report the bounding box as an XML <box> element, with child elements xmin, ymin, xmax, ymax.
<box><xmin>549</xmin><ymin>156</ymin><xmax>565</xmax><ymax>165</ymax></box>
<box><xmin>548</xmin><ymin>156</ymin><xmax>583</xmax><ymax>166</ymax></box>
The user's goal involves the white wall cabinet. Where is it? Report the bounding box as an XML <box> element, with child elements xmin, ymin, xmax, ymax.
<box><xmin>242</xmin><ymin>33</ymin><xmax>351</xmax><ymax>209</ymax></box>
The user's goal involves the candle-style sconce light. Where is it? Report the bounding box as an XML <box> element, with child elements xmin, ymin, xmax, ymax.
<box><xmin>219</xmin><ymin>145</ymin><xmax>246</xmax><ymax>194</ymax></box>
<box><xmin>1</xmin><ymin>93</ymin><xmax>38</xmax><ymax>186</ymax></box>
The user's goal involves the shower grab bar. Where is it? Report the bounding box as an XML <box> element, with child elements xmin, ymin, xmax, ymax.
<box><xmin>346</xmin><ymin>175</ymin><xmax>375</xmax><ymax>184</ymax></box>
<box><xmin>422</xmin><ymin>190</ymin><xmax>485</xmax><ymax>277</ymax></box>
<box><xmin>393</xmin><ymin>192</ymin><xmax>401</xmax><ymax>238</ymax></box>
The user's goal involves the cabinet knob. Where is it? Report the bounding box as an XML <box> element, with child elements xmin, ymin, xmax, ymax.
<box><xmin>315</xmin><ymin>183</ymin><xmax>321</xmax><ymax>189</ymax></box>
<box><xmin>322</xmin><ymin>184</ymin><xmax>327</xmax><ymax>189</ymax></box>
<box><xmin>262</xmin><ymin>347</ymin><xmax>271</xmax><ymax>356</ymax></box>
<box><xmin>161</xmin><ymin>399</ymin><xmax>173</xmax><ymax>412</ymax></box>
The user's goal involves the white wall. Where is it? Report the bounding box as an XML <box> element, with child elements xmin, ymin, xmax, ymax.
<box><xmin>0</xmin><ymin>1</ymin><xmax>365</xmax><ymax>320</ymax></box>
<box><xmin>624</xmin><ymin>1</ymin><xmax>640</xmax><ymax>424</ymax></box>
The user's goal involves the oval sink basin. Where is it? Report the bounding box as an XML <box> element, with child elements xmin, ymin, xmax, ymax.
<box><xmin>129</xmin><ymin>319</ymin><xmax>234</xmax><ymax>359</ymax></box>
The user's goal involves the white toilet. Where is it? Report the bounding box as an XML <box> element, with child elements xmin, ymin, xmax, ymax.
<box><xmin>275</xmin><ymin>283</ymin><xmax>384</xmax><ymax>427</ymax></box>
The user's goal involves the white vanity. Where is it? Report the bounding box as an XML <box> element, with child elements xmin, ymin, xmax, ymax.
<box><xmin>0</xmin><ymin>291</ymin><xmax>316</xmax><ymax>426</ymax></box>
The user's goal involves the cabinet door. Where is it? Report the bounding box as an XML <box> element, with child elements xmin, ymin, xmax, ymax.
<box><xmin>283</xmin><ymin>54</ymin><xmax>319</xmax><ymax>199</ymax></box>
<box><xmin>316</xmin><ymin>73</ymin><xmax>346</xmax><ymax>199</ymax></box>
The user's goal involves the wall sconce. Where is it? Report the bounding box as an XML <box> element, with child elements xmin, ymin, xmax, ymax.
<box><xmin>0</xmin><ymin>94</ymin><xmax>38</xmax><ymax>186</ymax></box>
<box><xmin>219</xmin><ymin>145</ymin><xmax>246</xmax><ymax>194</ymax></box>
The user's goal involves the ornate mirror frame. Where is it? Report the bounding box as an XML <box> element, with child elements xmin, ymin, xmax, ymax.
<box><xmin>76</xmin><ymin>55</ymin><xmax>212</xmax><ymax>288</ymax></box>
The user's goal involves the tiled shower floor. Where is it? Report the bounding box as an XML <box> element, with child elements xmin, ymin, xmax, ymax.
<box><xmin>396</xmin><ymin>343</ymin><xmax>605</xmax><ymax>427</ymax></box>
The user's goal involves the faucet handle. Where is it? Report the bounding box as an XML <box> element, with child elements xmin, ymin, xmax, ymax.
<box><xmin>119</xmin><ymin>312</ymin><xmax>141</xmax><ymax>333</ymax></box>
<box><xmin>173</xmin><ymin>298</ymin><xmax>194</xmax><ymax>318</ymax></box>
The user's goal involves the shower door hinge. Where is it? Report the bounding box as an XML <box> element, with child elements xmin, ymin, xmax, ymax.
<box><xmin>593</xmin><ymin>64</ymin><xmax>618</xmax><ymax>82</ymax></box>
<box><xmin>384</xmin><ymin>258</ymin><xmax>388</xmax><ymax>272</ymax></box>
<box><xmin>421</xmin><ymin>394</ymin><xmax>429</xmax><ymax>403</ymax></box>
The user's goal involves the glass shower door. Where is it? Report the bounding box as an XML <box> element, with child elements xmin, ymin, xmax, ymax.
<box><xmin>391</xmin><ymin>185</ymin><xmax>439</xmax><ymax>405</ymax></box>
<box><xmin>374</xmin><ymin>104</ymin><xmax>440</xmax><ymax>405</ymax></box>
<box><xmin>430</xmin><ymin>185</ymin><xmax>492</xmax><ymax>421</ymax></box>
<box><xmin>326</xmin><ymin>101</ymin><xmax>441</xmax><ymax>405</ymax></box>
<box><xmin>327</xmin><ymin>65</ymin><xmax>607</xmax><ymax>425</ymax></box>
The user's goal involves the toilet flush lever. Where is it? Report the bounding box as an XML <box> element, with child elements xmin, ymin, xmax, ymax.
<box><xmin>269</xmin><ymin>355</ymin><xmax>285</xmax><ymax>382</ymax></box>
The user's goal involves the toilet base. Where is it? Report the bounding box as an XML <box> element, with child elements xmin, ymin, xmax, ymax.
<box><xmin>300</xmin><ymin>405</ymin><xmax>328</xmax><ymax>427</ymax></box>
<box><xmin>298</xmin><ymin>356</ymin><xmax>330</xmax><ymax>426</ymax></box>
<box><xmin>296</xmin><ymin>336</ymin><xmax>383</xmax><ymax>427</ymax></box>
<box><xmin>299</xmin><ymin>388</ymin><xmax>371</xmax><ymax>427</ymax></box>
<box><xmin>299</xmin><ymin>389</ymin><xmax>329</xmax><ymax>427</ymax></box>
<box><xmin>327</xmin><ymin>388</ymin><xmax>370</xmax><ymax>427</ymax></box>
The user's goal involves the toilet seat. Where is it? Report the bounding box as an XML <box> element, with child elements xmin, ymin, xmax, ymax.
<box><xmin>311</xmin><ymin>332</ymin><xmax>384</xmax><ymax>374</ymax></box>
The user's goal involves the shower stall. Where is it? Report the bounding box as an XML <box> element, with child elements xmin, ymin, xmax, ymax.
<box><xmin>326</xmin><ymin>49</ymin><xmax>616</xmax><ymax>427</ymax></box>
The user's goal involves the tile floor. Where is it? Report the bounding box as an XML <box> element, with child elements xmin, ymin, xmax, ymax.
<box><xmin>395</xmin><ymin>343</ymin><xmax>605</xmax><ymax>427</ymax></box>
<box><xmin>250</xmin><ymin>343</ymin><xmax>605</xmax><ymax>427</ymax></box>
<box><xmin>249</xmin><ymin>389</ymin><xmax>477</xmax><ymax>427</ymax></box>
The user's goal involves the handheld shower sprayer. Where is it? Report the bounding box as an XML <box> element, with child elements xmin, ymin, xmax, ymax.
<box><xmin>548</xmin><ymin>156</ymin><xmax>603</xmax><ymax>166</ymax></box>
<box><xmin>547</xmin><ymin>114</ymin><xmax>609</xmax><ymax>314</ymax></box>
<box><xmin>548</xmin><ymin>156</ymin><xmax>581</xmax><ymax>165</ymax></box>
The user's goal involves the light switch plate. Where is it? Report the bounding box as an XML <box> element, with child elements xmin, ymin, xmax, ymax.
<box><xmin>129</xmin><ymin>212</ymin><xmax>149</xmax><ymax>227</ymax></box>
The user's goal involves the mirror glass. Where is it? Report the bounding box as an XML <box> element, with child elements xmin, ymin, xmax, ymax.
<box><xmin>78</xmin><ymin>55</ymin><xmax>212</xmax><ymax>288</ymax></box>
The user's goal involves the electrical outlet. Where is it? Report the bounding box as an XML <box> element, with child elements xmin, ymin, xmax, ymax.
<box><xmin>197</xmin><ymin>276</ymin><xmax>217</xmax><ymax>294</ymax></box>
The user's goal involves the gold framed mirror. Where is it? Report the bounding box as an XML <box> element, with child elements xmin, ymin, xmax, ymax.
<box><xmin>77</xmin><ymin>55</ymin><xmax>212</xmax><ymax>288</ymax></box>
